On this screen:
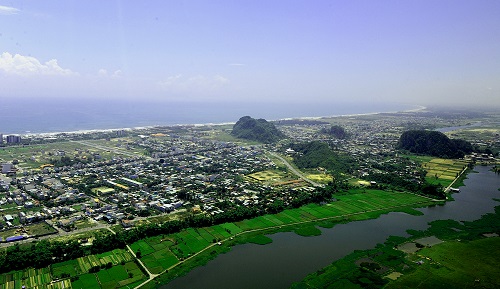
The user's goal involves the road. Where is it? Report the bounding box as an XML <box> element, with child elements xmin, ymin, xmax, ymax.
<box><xmin>445</xmin><ymin>166</ymin><xmax>468</xmax><ymax>192</ymax></box>
<box><xmin>267</xmin><ymin>151</ymin><xmax>322</xmax><ymax>187</ymax></box>
<box><xmin>0</xmin><ymin>219</ymin><xmax>109</xmax><ymax>248</ymax></box>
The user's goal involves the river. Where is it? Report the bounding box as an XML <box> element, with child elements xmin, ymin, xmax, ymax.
<box><xmin>162</xmin><ymin>166</ymin><xmax>500</xmax><ymax>289</ymax></box>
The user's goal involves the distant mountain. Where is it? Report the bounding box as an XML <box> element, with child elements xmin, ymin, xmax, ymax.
<box><xmin>397</xmin><ymin>130</ymin><xmax>473</xmax><ymax>158</ymax></box>
<box><xmin>231</xmin><ymin>116</ymin><xmax>285</xmax><ymax>143</ymax></box>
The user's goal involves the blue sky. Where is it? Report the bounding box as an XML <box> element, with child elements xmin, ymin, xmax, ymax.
<box><xmin>1</xmin><ymin>0</ymin><xmax>499</xmax><ymax>107</ymax></box>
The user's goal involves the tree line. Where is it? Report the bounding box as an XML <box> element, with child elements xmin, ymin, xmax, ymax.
<box><xmin>0</xmin><ymin>183</ymin><xmax>338</xmax><ymax>274</ymax></box>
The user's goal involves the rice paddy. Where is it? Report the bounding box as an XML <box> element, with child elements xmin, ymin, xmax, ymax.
<box><xmin>0</xmin><ymin>267</ymin><xmax>70</xmax><ymax>289</ymax></box>
<box><xmin>422</xmin><ymin>158</ymin><xmax>468</xmax><ymax>187</ymax></box>
<box><xmin>0</xmin><ymin>249</ymin><xmax>145</xmax><ymax>289</ymax></box>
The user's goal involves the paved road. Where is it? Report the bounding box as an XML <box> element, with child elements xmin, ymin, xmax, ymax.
<box><xmin>0</xmin><ymin>219</ymin><xmax>109</xmax><ymax>248</ymax></box>
<box><xmin>445</xmin><ymin>166</ymin><xmax>468</xmax><ymax>192</ymax></box>
<box><xmin>267</xmin><ymin>151</ymin><xmax>322</xmax><ymax>187</ymax></box>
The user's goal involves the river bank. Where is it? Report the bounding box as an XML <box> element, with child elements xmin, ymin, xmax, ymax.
<box><xmin>135</xmin><ymin>190</ymin><xmax>437</xmax><ymax>289</ymax></box>
<box><xmin>158</xmin><ymin>166</ymin><xmax>499</xmax><ymax>289</ymax></box>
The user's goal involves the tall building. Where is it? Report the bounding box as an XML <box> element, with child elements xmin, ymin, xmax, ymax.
<box><xmin>6</xmin><ymin>135</ymin><xmax>21</xmax><ymax>144</ymax></box>
<box><xmin>0</xmin><ymin>134</ymin><xmax>3</xmax><ymax>144</ymax></box>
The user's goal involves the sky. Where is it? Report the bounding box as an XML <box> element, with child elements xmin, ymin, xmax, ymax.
<box><xmin>1</xmin><ymin>0</ymin><xmax>499</xmax><ymax>107</ymax></box>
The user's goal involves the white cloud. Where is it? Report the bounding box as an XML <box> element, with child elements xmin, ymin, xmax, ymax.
<box><xmin>98</xmin><ymin>69</ymin><xmax>122</xmax><ymax>78</ymax></box>
<box><xmin>0</xmin><ymin>52</ymin><xmax>77</xmax><ymax>76</ymax></box>
<box><xmin>0</xmin><ymin>5</ymin><xmax>19</xmax><ymax>15</ymax></box>
<box><xmin>112</xmin><ymin>70</ymin><xmax>122</xmax><ymax>78</ymax></box>
<box><xmin>98</xmin><ymin>68</ymin><xmax>108</xmax><ymax>76</ymax></box>
<box><xmin>229</xmin><ymin>63</ymin><xmax>245</xmax><ymax>66</ymax></box>
<box><xmin>159</xmin><ymin>74</ymin><xmax>229</xmax><ymax>92</ymax></box>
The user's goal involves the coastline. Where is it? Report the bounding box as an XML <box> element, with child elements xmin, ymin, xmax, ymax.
<box><xmin>15</xmin><ymin>105</ymin><xmax>426</xmax><ymax>138</ymax></box>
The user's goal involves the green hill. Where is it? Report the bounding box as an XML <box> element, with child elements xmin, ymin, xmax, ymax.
<box><xmin>320</xmin><ymin>125</ymin><xmax>347</xmax><ymax>139</ymax></box>
<box><xmin>397</xmin><ymin>130</ymin><xmax>473</xmax><ymax>158</ymax></box>
<box><xmin>231</xmin><ymin>116</ymin><xmax>285</xmax><ymax>143</ymax></box>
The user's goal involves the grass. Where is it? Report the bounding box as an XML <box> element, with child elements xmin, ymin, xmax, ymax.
<box><xmin>294</xmin><ymin>225</ymin><xmax>322</xmax><ymax>237</ymax></box>
<box><xmin>246</xmin><ymin>235</ymin><xmax>273</xmax><ymax>245</ymax></box>
<box><xmin>386</xmin><ymin>238</ymin><xmax>500</xmax><ymax>289</ymax></box>
<box><xmin>52</xmin><ymin>259</ymin><xmax>79</xmax><ymax>277</ymax></box>
<box><xmin>71</xmin><ymin>273</ymin><xmax>100</xmax><ymax>289</ymax></box>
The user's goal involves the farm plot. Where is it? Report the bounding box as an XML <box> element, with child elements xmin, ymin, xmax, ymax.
<box><xmin>0</xmin><ymin>268</ymin><xmax>57</xmax><ymax>289</ymax></box>
<box><xmin>77</xmin><ymin>249</ymin><xmax>132</xmax><ymax>273</ymax></box>
<box><xmin>129</xmin><ymin>239</ymin><xmax>156</xmax><ymax>256</ymax></box>
<box><xmin>423</xmin><ymin>158</ymin><xmax>468</xmax><ymax>187</ymax></box>
<box><xmin>305</xmin><ymin>173</ymin><xmax>333</xmax><ymax>184</ymax></box>
<box><xmin>246</xmin><ymin>170</ymin><xmax>285</xmax><ymax>182</ymax></box>
<box><xmin>132</xmin><ymin>236</ymin><xmax>180</xmax><ymax>273</ymax></box>
<box><xmin>69</xmin><ymin>261</ymin><xmax>146</xmax><ymax>289</ymax></box>
<box><xmin>71</xmin><ymin>273</ymin><xmax>100</xmax><ymax>289</ymax></box>
<box><xmin>52</xmin><ymin>259</ymin><xmax>79</xmax><ymax>277</ymax></box>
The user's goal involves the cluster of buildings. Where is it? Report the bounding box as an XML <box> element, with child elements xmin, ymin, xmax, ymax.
<box><xmin>0</xmin><ymin>134</ymin><xmax>22</xmax><ymax>145</ymax></box>
<box><xmin>0</xmin><ymin>111</ymin><xmax>498</xmax><ymax>243</ymax></box>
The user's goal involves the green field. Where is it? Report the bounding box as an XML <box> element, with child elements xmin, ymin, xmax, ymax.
<box><xmin>422</xmin><ymin>158</ymin><xmax>468</xmax><ymax>187</ymax></box>
<box><xmin>0</xmin><ymin>251</ymin><xmax>145</xmax><ymax>289</ymax></box>
<box><xmin>386</xmin><ymin>237</ymin><xmax>500</xmax><ymax>289</ymax></box>
<box><xmin>0</xmin><ymin>267</ymin><xmax>71</xmax><ymax>289</ymax></box>
<box><xmin>76</xmin><ymin>249</ymin><xmax>133</xmax><ymax>273</ymax></box>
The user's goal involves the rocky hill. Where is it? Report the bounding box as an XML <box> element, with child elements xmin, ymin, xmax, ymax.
<box><xmin>231</xmin><ymin>116</ymin><xmax>285</xmax><ymax>143</ymax></box>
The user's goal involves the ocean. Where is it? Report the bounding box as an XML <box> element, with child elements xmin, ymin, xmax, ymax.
<box><xmin>0</xmin><ymin>98</ymin><xmax>418</xmax><ymax>135</ymax></box>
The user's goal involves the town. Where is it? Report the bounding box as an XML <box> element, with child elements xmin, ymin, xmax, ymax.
<box><xmin>0</xmin><ymin>108</ymin><xmax>498</xmax><ymax>246</ymax></box>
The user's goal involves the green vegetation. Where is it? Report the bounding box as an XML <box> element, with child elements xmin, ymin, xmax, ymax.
<box><xmin>398</xmin><ymin>130</ymin><xmax>473</xmax><ymax>158</ymax></box>
<box><xmin>291</xmin><ymin>141</ymin><xmax>355</xmax><ymax>173</ymax></box>
<box><xmin>320</xmin><ymin>125</ymin><xmax>347</xmax><ymax>139</ymax></box>
<box><xmin>246</xmin><ymin>235</ymin><xmax>273</xmax><ymax>245</ymax></box>
<box><xmin>294</xmin><ymin>225</ymin><xmax>322</xmax><ymax>237</ymax></box>
<box><xmin>231</xmin><ymin>116</ymin><xmax>285</xmax><ymax>143</ymax></box>
<box><xmin>387</xmin><ymin>238</ymin><xmax>500</xmax><ymax>289</ymax></box>
<box><xmin>0</xmin><ymin>249</ymin><xmax>146</xmax><ymax>289</ymax></box>
<box><xmin>292</xmin><ymin>205</ymin><xmax>500</xmax><ymax>289</ymax></box>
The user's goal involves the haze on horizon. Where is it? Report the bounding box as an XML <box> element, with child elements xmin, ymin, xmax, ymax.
<box><xmin>0</xmin><ymin>0</ymin><xmax>499</xmax><ymax>109</ymax></box>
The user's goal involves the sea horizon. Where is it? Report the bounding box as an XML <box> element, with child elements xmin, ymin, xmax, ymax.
<box><xmin>0</xmin><ymin>98</ymin><xmax>421</xmax><ymax>136</ymax></box>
